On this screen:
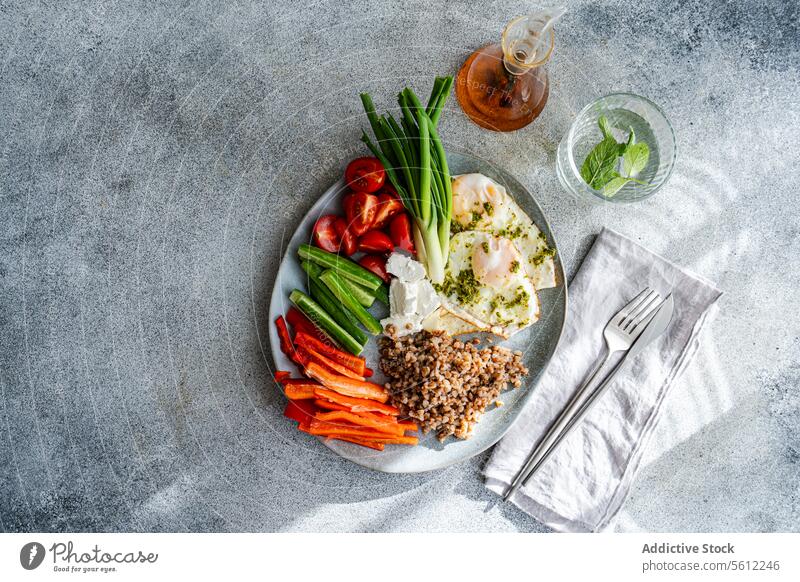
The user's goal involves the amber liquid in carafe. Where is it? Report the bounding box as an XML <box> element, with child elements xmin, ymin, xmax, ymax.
<box><xmin>456</xmin><ymin>44</ymin><xmax>549</xmax><ymax>132</ymax></box>
<box><xmin>456</xmin><ymin>11</ymin><xmax>562</xmax><ymax>132</ymax></box>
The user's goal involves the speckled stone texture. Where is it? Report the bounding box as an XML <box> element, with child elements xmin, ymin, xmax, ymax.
<box><xmin>1</xmin><ymin>0</ymin><xmax>798</xmax><ymax>532</ymax></box>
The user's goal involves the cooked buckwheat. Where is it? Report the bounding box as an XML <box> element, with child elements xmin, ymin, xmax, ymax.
<box><xmin>379</xmin><ymin>330</ymin><xmax>528</xmax><ymax>441</ymax></box>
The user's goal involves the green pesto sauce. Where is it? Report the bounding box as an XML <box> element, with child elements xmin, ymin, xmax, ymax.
<box><xmin>450</xmin><ymin>210</ymin><xmax>483</xmax><ymax>235</ymax></box>
<box><xmin>434</xmin><ymin>268</ymin><xmax>481</xmax><ymax>305</ymax></box>
<box><xmin>495</xmin><ymin>224</ymin><xmax>524</xmax><ymax>240</ymax></box>
<box><xmin>530</xmin><ymin>245</ymin><xmax>556</xmax><ymax>266</ymax></box>
<box><xmin>510</xmin><ymin>260</ymin><xmax>520</xmax><ymax>273</ymax></box>
<box><xmin>483</xmin><ymin>202</ymin><xmax>494</xmax><ymax>216</ymax></box>
<box><xmin>481</xmin><ymin>241</ymin><xmax>489</xmax><ymax>253</ymax></box>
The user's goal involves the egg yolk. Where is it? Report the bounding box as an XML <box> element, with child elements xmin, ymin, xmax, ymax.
<box><xmin>471</xmin><ymin>237</ymin><xmax>522</xmax><ymax>289</ymax></box>
<box><xmin>452</xmin><ymin>174</ymin><xmax>505</xmax><ymax>225</ymax></box>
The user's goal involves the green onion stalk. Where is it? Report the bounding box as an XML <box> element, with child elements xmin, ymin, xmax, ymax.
<box><xmin>359</xmin><ymin>76</ymin><xmax>454</xmax><ymax>284</ymax></box>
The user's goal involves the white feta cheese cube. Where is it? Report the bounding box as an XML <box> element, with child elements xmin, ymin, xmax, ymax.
<box><xmin>386</xmin><ymin>252</ymin><xmax>426</xmax><ymax>282</ymax></box>
<box><xmin>416</xmin><ymin>279</ymin><xmax>440</xmax><ymax>319</ymax></box>
<box><xmin>389</xmin><ymin>279</ymin><xmax>418</xmax><ymax>316</ymax></box>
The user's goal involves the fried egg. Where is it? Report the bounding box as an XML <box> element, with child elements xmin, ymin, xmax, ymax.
<box><xmin>432</xmin><ymin>231</ymin><xmax>540</xmax><ymax>338</ymax></box>
<box><xmin>451</xmin><ymin>173</ymin><xmax>557</xmax><ymax>290</ymax></box>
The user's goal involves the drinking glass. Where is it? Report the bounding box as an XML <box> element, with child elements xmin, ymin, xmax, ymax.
<box><xmin>556</xmin><ymin>93</ymin><xmax>676</xmax><ymax>203</ymax></box>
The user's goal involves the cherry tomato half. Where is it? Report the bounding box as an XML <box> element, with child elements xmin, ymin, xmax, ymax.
<box><xmin>358</xmin><ymin>255</ymin><xmax>389</xmax><ymax>283</ymax></box>
<box><xmin>371</xmin><ymin>186</ymin><xmax>405</xmax><ymax>230</ymax></box>
<box><xmin>389</xmin><ymin>212</ymin><xmax>416</xmax><ymax>255</ymax></box>
<box><xmin>312</xmin><ymin>215</ymin><xmax>340</xmax><ymax>253</ymax></box>
<box><xmin>358</xmin><ymin>230</ymin><xmax>394</xmax><ymax>254</ymax></box>
<box><xmin>333</xmin><ymin>217</ymin><xmax>357</xmax><ymax>256</ymax></box>
<box><xmin>345</xmin><ymin>157</ymin><xmax>386</xmax><ymax>193</ymax></box>
<box><xmin>342</xmin><ymin>191</ymin><xmax>378</xmax><ymax>237</ymax></box>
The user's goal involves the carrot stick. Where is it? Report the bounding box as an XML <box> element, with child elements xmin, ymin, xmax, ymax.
<box><xmin>314</xmin><ymin>399</ymin><xmax>351</xmax><ymax>412</ymax></box>
<box><xmin>302</xmin><ymin>344</ymin><xmax>365</xmax><ymax>380</ymax></box>
<box><xmin>363</xmin><ymin>435</ymin><xmax>419</xmax><ymax>445</ymax></box>
<box><xmin>284</xmin><ymin>384</ymin><xmax>317</xmax><ymax>399</ymax></box>
<box><xmin>305</xmin><ymin>362</ymin><xmax>389</xmax><ymax>403</ymax></box>
<box><xmin>308</xmin><ymin>419</ymin><xmax>396</xmax><ymax>440</ymax></box>
<box><xmin>326</xmin><ymin>436</ymin><xmax>385</xmax><ymax>451</ymax></box>
<box><xmin>397</xmin><ymin>421</ymin><xmax>419</xmax><ymax>432</ymax></box>
<box><xmin>295</xmin><ymin>332</ymin><xmax>366</xmax><ymax>375</ymax></box>
<box><xmin>313</xmin><ymin>388</ymin><xmax>399</xmax><ymax>416</ymax></box>
<box><xmin>280</xmin><ymin>378</ymin><xmax>323</xmax><ymax>386</ymax></box>
<box><xmin>316</xmin><ymin>410</ymin><xmax>405</xmax><ymax>437</ymax></box>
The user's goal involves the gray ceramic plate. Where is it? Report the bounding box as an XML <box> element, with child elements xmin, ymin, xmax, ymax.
<box><xmin>268</xmin><ymin>151</ymin><xmax>567</xmax><ymax>473</ymax></box>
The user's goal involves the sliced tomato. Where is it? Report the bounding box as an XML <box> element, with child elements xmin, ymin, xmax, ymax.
<box><xmin>345</xmin><ymin>157</ymin><xmax>386</xmax><ymax>193</ymax></box>
<box><xmin>358</xmin><ymin>254</ymin><xmax>389</xmax><ymax>283</ymax></box>
<box><xmin>371</xmin><ymin>186</ymin><xmax>404</xmax><ymax>229</ymax></box>
<box><xmin>389</xmin><ymin>213</ymin><xmax>416</xmax><ymax>255</ymax></box>
<box><xmin>333</xmin><ymin>217</ymin><xmax>357</xmax><ymax>256</ymax></box>
<box><xmin>342</xmin><ymin>192</ymin><xmax>378</xmax><ymax>237</ymax></box>
<box><xmin>358</xmin><ymin>230</ymin><xmax>394</xmax><ymax>254</ymax></box>
<box><xmin>312</xmin><ymin>215</ymin><xmax>340</xmax><ymax>253</ymax></box>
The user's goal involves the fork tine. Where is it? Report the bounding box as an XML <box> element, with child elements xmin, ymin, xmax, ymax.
<box><xmin>622</xmin><ymin>291</ymin><xmax>660</xmax><ymax>330</ymax></box>
<box><xmin>614</xmin><ymin>288</ymin><xmax>652</xmax><ymax>322</ymax></box>
<box><xmin>624</xmin><ymin>294</ymin><xmax>663</xmax><ymax>334</ymax></box>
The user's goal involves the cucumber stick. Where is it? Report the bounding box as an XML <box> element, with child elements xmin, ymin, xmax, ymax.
<box><xmin>300</xmin><ymin>260</ymin><xmax>367</xmax><ymax>342</ymax></box>
<box><xmin>373</xmin><ymin>283</ymin><xmax>389</xmax><ymax>306</ymax></box>
<box><xmin>340</xmin><ymin>277</ymin><xmax>375</xmax><ymax>308</ymax></box>
<box><xmin>308</xmin><ymin>278</ymin><xmax>368</xmax><ymax>345</ymax></box>
<box><xmin>319</xmin><ymin>270</ymin><xmax>382</xmax><ymax>334</ymax></box>
<box><xmin>288</xmin><ymin>290</ymin><xmax>363</xmax><ymax>355</ymax></box>
<box><xmin>298</xmin><ymin>244</ymin><xmax>383</xmax><ymax>290</ymax></box>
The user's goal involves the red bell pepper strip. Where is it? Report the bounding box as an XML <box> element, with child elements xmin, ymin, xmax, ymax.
<box><xmin>286</xmin><ymin>307</ymin><xmax>319</xmax><ymax>337</ymax></box>
<box><xmin>275</xmin><ymin>316</ymin><xmax>305</xmax><ymax>367</ymax></box>
<box><xmin>283</xmin><ymin>399</ymin><xmax>317</xmax><ymax>425</ymax></box>
<box><xmin>274</xmin><ymin>370</ymin><xmax>291</xmax><ymax>383</ymax></box>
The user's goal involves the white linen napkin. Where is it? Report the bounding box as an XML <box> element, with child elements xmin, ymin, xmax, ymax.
<box><xmin>484</xmin><ymin>227</ymin><xmax>722</xmax><ymax>532</ymax></box>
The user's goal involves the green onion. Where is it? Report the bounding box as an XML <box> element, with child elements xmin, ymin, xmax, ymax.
<box><xmin>359</xmin><ymin>77</ymin><xmax>453</xmax><ymax>283</ymax></box>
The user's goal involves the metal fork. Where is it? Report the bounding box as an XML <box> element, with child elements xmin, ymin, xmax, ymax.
<box><xmin>503</xmin><ymin>287</ymin><xmax>663</xmax><ymax>501</ymax></box>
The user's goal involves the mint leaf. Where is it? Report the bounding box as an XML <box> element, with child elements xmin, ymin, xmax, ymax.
<box><xmin>622</xmin><ymin>142</ymin><xmax>649</xmax><ymax>177</ymax></box>
<box><xmin>621</xmin><ymin>126</ymin><xmax>635</xmax><ymax>155</ymax></box>
<box><xmin>602</xmin><ymin>175</ymin><xmax>631</xmax><ymax>197</ymax></box>
<box><xmin>598</xmin><ymin>115</ymin><xmax>614</xmax><ymax>140</ymax></box>
<box><xmin>580</xmin><ymin>136</ymin><xmax>620</xmax><ymax>189</ymax></box>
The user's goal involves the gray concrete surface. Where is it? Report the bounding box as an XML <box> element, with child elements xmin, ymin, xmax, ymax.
<box><xmin>1</xmin><ymin>0</ymin><xmax>798</xmax><ymax>532</ymax></box>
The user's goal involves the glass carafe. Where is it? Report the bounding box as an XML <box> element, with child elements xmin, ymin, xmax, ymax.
<box><xmin>456</xmin><ymin>8</ymin><xmax>565</xmax><ymax>132</ymax></box>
